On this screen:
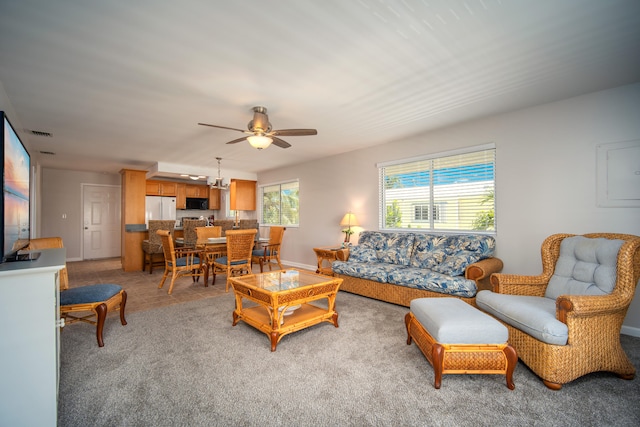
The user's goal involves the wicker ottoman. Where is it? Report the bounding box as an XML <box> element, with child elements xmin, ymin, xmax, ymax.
<box><xmin>405</xmin><ymin>298</ymin><xmax>517</xmax><ymax>389</ymax></box>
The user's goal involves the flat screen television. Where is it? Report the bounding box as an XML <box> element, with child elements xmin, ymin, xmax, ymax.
<box><xmin>1</xmin><ymin>111</ymin><xmax>31</xmax><ymax>262</ymax></box>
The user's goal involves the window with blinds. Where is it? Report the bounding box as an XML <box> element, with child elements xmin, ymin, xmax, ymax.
<box><xmin>378</xmin><ymin>145</ymin><xmax>495</xmax><ymax>233</ymax></box>
<box><xmin>259</xmin><ymin>180</ymin><xmax>299</xmax><ymax>226</ymax></box>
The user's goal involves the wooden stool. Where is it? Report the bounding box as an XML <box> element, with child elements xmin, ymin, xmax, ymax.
<box><xmin>405</xmin><ymin>298</ymin><xmax>516</xmax><ymax>389</ymax></box>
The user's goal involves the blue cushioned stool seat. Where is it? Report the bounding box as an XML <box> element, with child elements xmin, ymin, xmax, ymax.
<box><xmin>60</xmin><ymin>283</ymin><xmax>122</xmax><ymax>305</ymax></box>
<box><xmin>405</xmin><ymin>298</ymin><xmax>517</xmax><ymax>390</ymax></box>
<box><xmin>60</xmin><ymin>283</ymin><xmax>127</xmax><ymax>347</ymax></box>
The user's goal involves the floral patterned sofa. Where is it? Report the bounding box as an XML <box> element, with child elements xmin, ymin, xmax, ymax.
<box><xmin>332</xmin><ymin>231</ymin><xmax>503</xmax><ymax>306</ymax></box>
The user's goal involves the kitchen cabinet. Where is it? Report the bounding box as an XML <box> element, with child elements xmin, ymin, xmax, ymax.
<box><xmin>186</xmin><ymin>184</ymin><xmax>208</xmax><ymax>198</ymax></box>
<box><xmin>146</xmin><ymin>180</ymin><xmax>177</xmax><ymax>196</ymax></box>
<box><xmin>230</xmin><ymin>179</ymin><xmax>257</xmax><ymax>211</ymax></box>
<box><xmin>209</xmin><ymin>188</ymin><xmax>220</xmax><ymax>210</ymax></box>
<box><xmin>0</xmin><ymin>248</ymin><xmax>66</xmax><ymax>427</ymax></box>
<box><xmin>176</xmin><ymin>183</ymin><xmax>186</xmax><ymax>209</ymax></box>
<box><xmin>122</xmin><ymin>169</ymin><xmax>146</xmax><ymax>272</ymax></box>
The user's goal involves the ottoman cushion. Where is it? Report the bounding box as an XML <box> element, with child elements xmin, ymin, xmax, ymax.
<box><xmin>410</xmin><ymin>298</ymin><xmax>507</xmax><ymax>344</ymax></box>
<box><xmin>60</xmin><ymin>283</ymin><xmax>122</xmax><ymax>305</ymax></box>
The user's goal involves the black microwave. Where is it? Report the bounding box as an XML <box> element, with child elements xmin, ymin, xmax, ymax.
<box><xmin>185</xmin><ymin>198</ymin><xmax>208</xmax><ymax>210</ymax></box>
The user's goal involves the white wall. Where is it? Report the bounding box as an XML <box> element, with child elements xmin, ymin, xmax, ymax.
<box><xmin>259</xmin><ymin>83</ymin><xmax>640</xmax><ymax>333</ymax></box>
<box><xmin>39</xmin><ymin>169</ymin><xmax>121</xmax><ymax>260</ymax></box>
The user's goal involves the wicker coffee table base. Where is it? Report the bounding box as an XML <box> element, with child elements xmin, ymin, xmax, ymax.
<box><xmin>405</xmin><ymin>312</ymin><xmax>517</xmax><ymax>389</ymax></box>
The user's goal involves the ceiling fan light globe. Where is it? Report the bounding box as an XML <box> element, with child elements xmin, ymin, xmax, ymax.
<box><xmin>247</xmin><ymin>135</ymin><xmax>273</xmax><ymax>149</ymax></box>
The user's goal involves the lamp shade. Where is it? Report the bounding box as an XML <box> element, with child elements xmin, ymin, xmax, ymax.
<box><xmin>247</xmin><ymin>135</ymin><xmax>273</xmax><ymax>149</ymax></box>
<box><xmin>340</xmin><ymin>212</ymin><xmax>359</xmax><ymax>227</ymax></box>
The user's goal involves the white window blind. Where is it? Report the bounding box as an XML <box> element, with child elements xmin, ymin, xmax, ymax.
<box><xmin>259</xmin><ymin>180</ymin><xmax>299</xmax><ymax>226</ymax></box>
<box><xmin>379</xmin><ymin>146</ymin><xmax>495</xmax><ymax>233</ymax></box>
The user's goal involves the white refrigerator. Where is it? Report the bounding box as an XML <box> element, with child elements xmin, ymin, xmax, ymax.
<box><xmin>145</xmin><ymin>196</ymin><xmax>177</xmax><ymax>226</ymax></box>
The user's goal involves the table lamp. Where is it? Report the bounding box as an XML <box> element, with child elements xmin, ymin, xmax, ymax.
<box><xmin>340</xmin><ymin>212</ymin><xmax>359</xmax><ymax>243</ymax></box>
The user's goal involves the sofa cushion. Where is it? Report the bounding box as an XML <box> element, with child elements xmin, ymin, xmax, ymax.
<box><xmin>348</xmin><ymin>245</ymin><xmax>377</xmax><ymax>263</ymax></box>
<box><xmin>356</xmin><ymin>231</ymin><xmax>415</xmax><ymax>266</ymax></box>
<box><xmin>387</xmin><ymin>267</ymin><xmax>477</xmax><ymax>298</ymax></box>
<box><xmin>331</xmin><ymin>261</ymin><xmax>396</xmax><ymax>283</ymax></box>
<box><xmin>433</xmin><ymin>251</ymin><xmax>482</xmax><ymax>276</ymax></box>
<box><xmin>376</xmin><ymin>233</ymin><xmax>415</xmax><ymax>266</ymax></box>
<box><xmin>476</xmin><ymin>291</ymin><xmax>568</xmax><ymax>345</ymax></box>
<box><xmin>410</xmin><ymin>234</ymin><xmax>447</xmax><ymax>269</ymax></box>
<box><xmin>430</xmin><ymin>235</ymin><xmax>496</xmax><ymax>276</ymax></box>
<box><xmin>545</xmin><ymin>236</ymin><xmax>624</xmax><ymax>300</ymax></box>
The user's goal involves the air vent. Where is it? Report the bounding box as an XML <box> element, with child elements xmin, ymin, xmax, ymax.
<box><xmin>29</xmin><ymin>130</ymin><xmax>53</xmax><ymax>137</ymax></box>
<box><xmin>39</xmin><ymin>151</ymin><xmax>55</xmax><ymax>155</ymax></box>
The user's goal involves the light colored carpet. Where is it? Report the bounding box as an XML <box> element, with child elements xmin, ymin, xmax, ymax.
<box><xmin>58</xmin><ymin>292</ymin><xmax>640</xmax><ymax>426</ymax></box>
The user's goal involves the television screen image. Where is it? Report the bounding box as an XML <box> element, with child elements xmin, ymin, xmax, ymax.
<box><xmin>1</xmin><ymin>111</ymin><xmax>31</xmax><ymax>261</ymax></box>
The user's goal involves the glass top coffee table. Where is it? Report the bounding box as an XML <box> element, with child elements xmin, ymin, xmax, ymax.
<box><xmin>229</xmin><ymin>269</ymin><xmax>343</xmax><ymax>351</ymax></box>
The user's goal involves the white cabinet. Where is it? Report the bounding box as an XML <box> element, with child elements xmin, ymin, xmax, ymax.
<box><xmin>0</xmin><ymin>248</ymin><xmax>65</xmax><ymax>427</ymax></box>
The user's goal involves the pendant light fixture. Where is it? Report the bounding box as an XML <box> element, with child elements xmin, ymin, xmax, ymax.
<box><xmin>210</xmin><ymin>157</ymin><xmax>229</xmax><ymax>189</ymax></box>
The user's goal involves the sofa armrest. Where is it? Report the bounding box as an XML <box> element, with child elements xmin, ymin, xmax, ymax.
<box><xmin>489</xmin><ymin>272</ymin><xmax>551</xmax><ymax>297</ymax></box>
<box><xmin>465</xmin><ymin>257</ymin><xmax>503</xmax><ymax>291</ymax></box>
<box><xmin>336</xmin><ymin>248</ymin><xmax>350</xmax><ymax>261</ymax></box>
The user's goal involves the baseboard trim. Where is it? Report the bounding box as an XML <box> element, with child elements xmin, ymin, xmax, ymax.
<box><xmin>621</xmin><ymin>325</ymin><xmax>640</xmax><ymax>338</ymax></box>
<box><xmin>281</xmin><ymin>260</ymin><xmax>316</xmax><ymax>272</ymax></box>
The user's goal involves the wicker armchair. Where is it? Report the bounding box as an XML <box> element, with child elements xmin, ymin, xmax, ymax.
<box><xmin>252</xmin><ymin>226</ymin><xmax>285</xmax><ymax>272</ymax></box>
<box><xmin>142</xmin><ymin>220</ymin><xmax>175</xmax><ymax>273</ymax></box>
<box><xmin>212</xmin><ymin>229</ymin><xmax>257</xmax><ymax>292</ymax></box>
<box><xmin>157</xmin><ymin>230</ymin><xmax>208</xmax><ymax>295</ymax></box>
<box><xmin>477</xmin><ymin>233</ymin><xmax>640</xmax><ymax>390</ymax></box>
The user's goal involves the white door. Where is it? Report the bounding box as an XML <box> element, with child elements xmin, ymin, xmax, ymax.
<box><xmin>83</xmin><ymin>185</ymin><xmax>121</xmax><ymax>259</ymax></box>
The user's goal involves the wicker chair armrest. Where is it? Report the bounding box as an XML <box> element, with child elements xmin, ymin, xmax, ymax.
<box><xmin>175</xmin><ymin>247</ymin><xmax>201</xmax><ymax>257</ymax></box>
<box><xmin>490</xmin><ymin>273</ymin><xmax>550</xmax><ymax>296</ymax></box>
<box><xmin>465</xmin><ymin>257</ymin><xmax>504</xmax><ymax>281</ymax></box>
<box><xmin>336</xmin><ymin>248</ymin><xmax>350</xmax><ymax>261</ymax></box>
<box><xmin>556</xmin><ymin>294</ymin><xmax>631</xmax><ymax>324</ymax></box>
<box><xmin>261</xmin><ymin>243</ymin><xmax>279</xmax><ymax>251</ymax></box>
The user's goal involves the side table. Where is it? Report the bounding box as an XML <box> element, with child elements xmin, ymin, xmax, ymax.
<box><xmin>313</xmin><ymin>246</ymin><xmax>343</xmax><ymax>276</ymax></box>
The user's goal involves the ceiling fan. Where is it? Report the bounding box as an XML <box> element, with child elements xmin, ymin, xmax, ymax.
<box><xmin>198</xmin><ymin>106</ymin><xmax>317</xmax><ymax>149</ymax></box>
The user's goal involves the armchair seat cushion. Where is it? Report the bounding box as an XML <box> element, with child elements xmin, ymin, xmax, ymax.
<box><xmin>214</xmin><ymin>256</ymin><xmax>248</xmax><ymax>266</ymax></box>
<box><xmin>252</xmin><ymin>249</ymin><xmax>278</xmax><ymax>257</ymax></box>
<box><xmin>173</xmin><ymin>257</ymin><xmax>202</xmax><ymax>267</ymax></box>
<box><xmin>476</xmin><ymin>290</ymin><xmax>568</xmax><ymax>345</ymax></box>
<box><xmin>60</xmin><ymin>284</ymin><xmax>123</xmax><ymax>305</ymax></box>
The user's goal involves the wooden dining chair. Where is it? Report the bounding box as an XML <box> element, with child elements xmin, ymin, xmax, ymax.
<box><xmin>27</xmin><ymin>237</ymin><xmax>127</xmax><ymax>347</ymax></box>
<box><xmin>212</xmin><ymin>228</ymin><xmax>257</xmax><ymax>292</ymax></box>
<box><xmin>252</xmin><ymin>226</ymin><xmax>286</xmax><ymax>272</ymax></box>
<box><xmin>196</xmin><ymin>226</ymin><xmax>224</xmax><ymax>280</ymax></box>
<box><xmin>157</xmin><ymin>230</ymin><xmax>208</xmax><ymax>295</ymax></box>
<box><xmin>195</xmin><ymin>226</ymin><xmax>223</xmax><ymax>247</ymax></box>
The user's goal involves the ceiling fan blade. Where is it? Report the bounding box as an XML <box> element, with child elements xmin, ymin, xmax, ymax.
<box><xmin>270</xmin><ymin>129</ymin><xmax>318</xmax><ymax>136</ymax></box>
<box><xmin>271</xmin><ymin>137</ymin><xmax>292</xmax><ymax>149</ymax></box>
<box><xmin>226</xmin><ymin>136</ymin><xmax>248</xmax><ymax>145</ymax></box>
<box><xmin>198</xmin><ymin>123</ymin><xmax>248</xmax><ymax>133</ymax></box>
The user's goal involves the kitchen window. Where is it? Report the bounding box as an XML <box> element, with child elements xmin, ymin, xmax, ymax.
<box><xmin>259</xmin><ymin>180</ymin><xmax>299</xmax><ymax>226</ymax></box>
<box><xmin>378</xmin><ymin>144</ymin><xmax>495</xmax><ymax>233</ymax></box>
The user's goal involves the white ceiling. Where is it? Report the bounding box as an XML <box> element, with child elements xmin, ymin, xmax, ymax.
<box><xmin>1</xmin><ymin>0</ymin><xmax>639</xmax><ymax>181</ymax></box>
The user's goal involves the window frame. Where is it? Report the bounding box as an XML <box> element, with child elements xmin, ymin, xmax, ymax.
<box><xmin>378</xmin><ymin>143</ymin><xmax>496</xmax><ymax>234</ymax></box>
<box><xmin>258</xmin><ymin>179</ymin><xmax>300</xmax><ymax>227</ymax></box>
